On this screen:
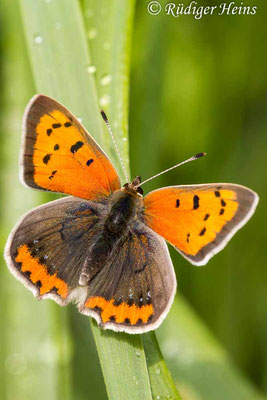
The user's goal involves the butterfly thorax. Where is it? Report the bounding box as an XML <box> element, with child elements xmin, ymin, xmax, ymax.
<box><xmin>104</xmin><ymin>187</ymin><xmax>143</xmax><ymax>235</ymax></box>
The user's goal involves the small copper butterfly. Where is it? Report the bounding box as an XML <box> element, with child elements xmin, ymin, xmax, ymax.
<box><xmin>4</xmin><ymin>95</ymin><xmax>259</xmax><ymax>334</ymax></box>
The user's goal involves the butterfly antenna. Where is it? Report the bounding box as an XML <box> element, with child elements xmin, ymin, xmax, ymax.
<box><xmin>139</xmin><ymin>153</ymin><xmax>206</xmax><ymax>187</ymax></box>
<box><xmin>101</xmin><ymin>110</ymin><xmax>129</xmax><ymax>182</ymax></box>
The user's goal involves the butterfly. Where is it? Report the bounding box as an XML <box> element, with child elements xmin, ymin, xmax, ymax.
<box><xmin>4</xmin><ymin>95</ymin><xmax>259</xmax><ymax>334</ymax></box>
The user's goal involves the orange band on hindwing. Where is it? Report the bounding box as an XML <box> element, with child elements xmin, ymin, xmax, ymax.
<box><xmin>15</xmin><ymin>244</ymin><xmax>68</xmax><ymax>298</ymax></box>
<box><xmin>85</xmin><ymin>296</ymin><xmax>154</xmax><ymax>325</ymax></box>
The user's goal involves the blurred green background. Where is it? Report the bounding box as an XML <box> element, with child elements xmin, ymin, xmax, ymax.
<box><xmin>0</xmin><ymin>1</ymin><xmax>266</xmax><ymax>399</ymax></box>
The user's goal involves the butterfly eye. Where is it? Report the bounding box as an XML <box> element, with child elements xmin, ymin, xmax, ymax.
<box><xmin>136</xmin><ymin>187</ymin><xmax>143</xmax><ymax>195</ymax></box>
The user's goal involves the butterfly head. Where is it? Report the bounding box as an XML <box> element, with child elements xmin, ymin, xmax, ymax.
<box><xmin>123</xmin><ymin>176</ymin><xmax>143</xmax><ymax>197</ymax></box>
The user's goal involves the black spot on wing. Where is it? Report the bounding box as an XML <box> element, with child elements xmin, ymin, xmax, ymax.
<box><xmin>54</xmin><ymin>144</ymin><xmax>59</xmax><ymax>150</ymax></box>
<box><xmin>49</xmin><ymin>170</ymin><xmax>57</xmax><ymax>180</ymax></box>
<box><xmin>220</xmin><ymin>208</ymin><xmax>225</xmax><ymax>215</ymax></box>
<box><xmin>176</xmin><ymin>199</ymin><xmax>180</xmax><ymax>208</ymax></box>
<box><xmin>43</xmin><ymin>154</ymin><xmax>52</xmax><ymax>164</ymax></box>
<box><xmin>93</xmin><ymin>305</ymin><xmax>102</xmax><ymax>313</ymax></box>
<box><xmin>215</xmin><ymin>191</ymin><xmax>220</xmax><ymax>197</ymax></box>
<box><xmin>204</xmin><ymin>213</ymin><xmax>210</xmax><ymax>221</ymax></box>
<box><xmin>64</xmin><ymin>122</ymin><xmax>72</xmax><ymax>127</ymax></box>
<box><xmin>127</xmin><ymin>298</ymin><xmax>134</xmax><ymax>306</ymax></box>
<box><xmin>221</xmin><ymin>199</ymin><xmax>226</xmax><ymax>207</ymax></box>
<box><xmin>199</xmin><ymin>227</ymin><xmax>206</xmax><ymax>236</ymax></box>
<box><xmin>86</xmin><ymin>159</ymin><xmax>94</xmax><ymax>166</ymax></box>
<box><xmin>187</xmin><ymin>233</ymin><xmax>190</xmax><ymax>243</ymax></box>
<box><xmin>46</xmin><ymin>128</ymin><xmax>52</xmax><ymax>136</ymax></box>
<box><xmin>138</xmin><ymin>297</ymin><xmax>144</xmax><ymax>307</ymax></box>
<box><xmin>70</xmin><ymin>141</ymin><xmax>84</xmax><ymax>153</ymax></box>
<box><xmin>193</xmin><ymin>195</ymin><xmax>199</xmax><ymax>209</ymax></box>
<box><xmin>23</xmin><ymin>270</ymin><xmax>30</xmax><ymax>278</ymax></box>
<box><xmin>52</xmin><ymin>123</ymin><xmax>61</xmax><ymax>129</ymax></box>
<box><xmin>114</xmin><ymin>298</ymin><xmax>123</xmax><ymax>307</ymax></box>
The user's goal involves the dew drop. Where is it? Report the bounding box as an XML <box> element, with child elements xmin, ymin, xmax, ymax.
<box><xmin>34</xmin><ymin>35</ymin><xmax>43</xmax><ymax>45</ymax></box>
<box><xmin>88</xmin><ymin>28</ymin><xmax>97</xmax><ymax>39</ymax></box>
<box><xmin>99</xmin><ymin>94</ymin><xmax>110</xmax><ymax>107</ymax></box>
<box><xmin>122</xmin><ymin>137</ymin><xmax>127</xmax><ymax>142</ymax></box>
<box><xmin>87</xmin><ymin>65</ymin><xmax>96</xmax><ymax>74</ymax></box>
<box><xmin>135</xmin><ymin>351</ymin><xmax>141</xmax><ymax>358</ymax></box>
<box><xmin>155</xmin><ymin>368</ymin><xmax>161</xmax><ymax>375</ymax></box>
<box><xmin>100</xmin><ymin>74</ymin><xmax>112</xmax><ymax>86</ymax></box>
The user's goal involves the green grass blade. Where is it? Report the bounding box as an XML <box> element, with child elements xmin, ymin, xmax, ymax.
<box><xmin>82</xmin><ymin>0</ymin><xmax>135</xmax><ymax>179</ymax></box>
<box><xmin>91</xmin><ymin>321</ymin><xmax>152</xmax><ymax>400</ymax></box>
<box><xmin>82</xmin><ymin>1</ymin><xmax>182</xmax><ymax>398</ymax></box>
<box><xmin>82</xmin><ymin>1</ymin><xmax>156</xmax><ymax>398</ymax></box>
<box><xmin>18</xmin><ymin>1</ymin><xmax>152</xmax><ymax>399</ymax></box>
<box><xmin>82</xmin><ymin>2</ymin><xmax>182</xmax><ymax>398</ymax></box>
<box><xmin>142</xmin><ymin>332</ymin><xmax>182</xmax><ymax>400</ymax></box>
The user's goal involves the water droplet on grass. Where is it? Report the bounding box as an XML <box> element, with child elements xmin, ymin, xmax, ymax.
<box><xmin>34</xmin><ymin>35</ymin><xmax>43</xmax><ymax>44</ymax></box>
<box><xmin>88</xmin><ymin>28</ymin><xmax>97</xmax><ymax>39</ymax></box>
<box><xmin>100</xmin><ymin>74</ymin><xmax>112</xmax><ymax>86</ymax></box>
<box><xmin>99</xmin><ymin>94</ymin><xmax>110</xmax><ymax>107</ymax></box>
<box><xmin>87</xmin><ymin>65</ymin><xmax>96</xmax><ymax>74</ymax></box>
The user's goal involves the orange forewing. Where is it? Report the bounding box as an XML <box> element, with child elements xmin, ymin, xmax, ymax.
<box><xmin>22</xmin><ymin>95</ymin><xmax>120</xmax><ymax>200</ymax></box>
<box><xmin>144</xmin><ymin>184</ymin><xmax>258</xmax><ymax>265</ymax></box>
